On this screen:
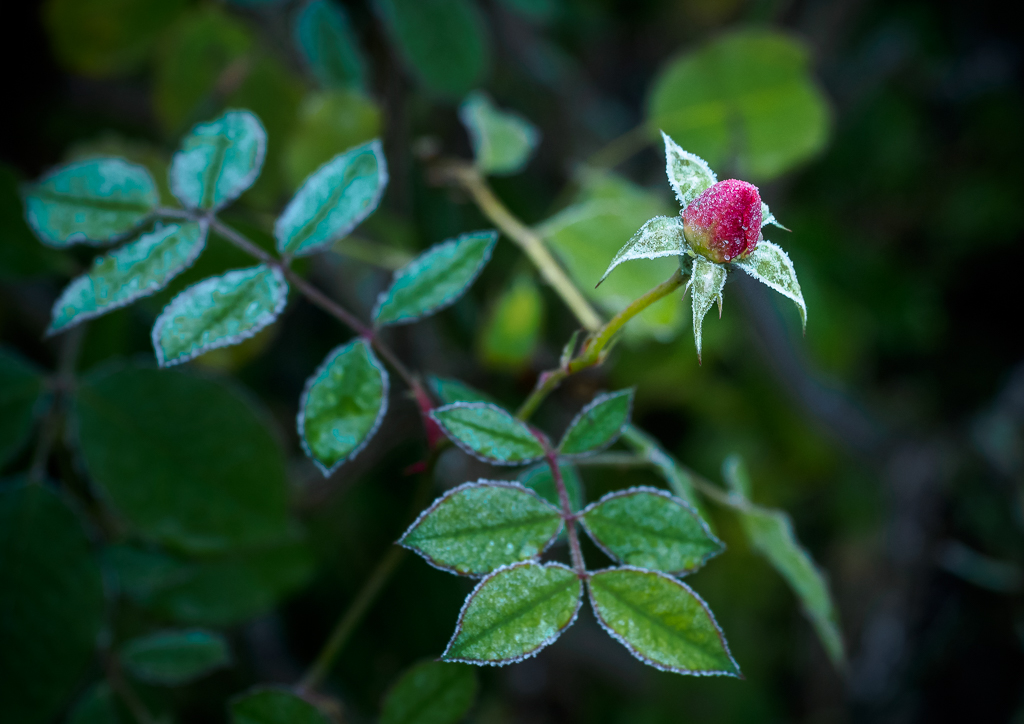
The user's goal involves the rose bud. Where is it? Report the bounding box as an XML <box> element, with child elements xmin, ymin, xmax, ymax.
<box><xmin>682</xmin><ymin>179</ymin><xmax>762</xmax><ymax>264</ymax></box>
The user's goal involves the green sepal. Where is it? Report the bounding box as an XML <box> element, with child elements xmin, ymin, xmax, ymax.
<box><xmin>597</xmin><ymin>216</ymin><xmax>688</xmax><ymax>287</ymax></box>
<box><xmin>298</xmin><ymin>338</ymin><xmax>389</xmax><ymax>476</ymax></box>
<box><xmin>372</xmin><ymin>230</ymin><xmax>497</xmax><ymax>327</ymax></box>
<box><xmin>274</xmin><ymin>139</ymin><xmax>387</xmax><ymax>257</ymax></box>
<box><xmin>442</xmin><ymin>561</ymin><xmax>582</xmax><ymax>665</ymax></box>
<box><xmin>760</xmin><ymin>201</ymin><xmax>788</xmax><ymax>231</ymax></box>
<box><xmin>430</xmin><ymin>402</ymin><xmax>546</xmax><ymax>466</ymax></box>
<box><xmin>152</xmin><ymin>264</ymin><xmax>288</xmax><ymax>367</ymax></box>
<box><xmin>293</xmin><ymin>0</ymin><xmax>366</xmax><ymax>91</ymax></box>
<box><xmin>170</xmin><ymin>110</ymin><xmax>267</xmax><ymax>211</ymax></box>
<box><xmin>579</xmin><ymin>487</ymin><xmax>722</xmax><ymax>575</ymax></box>
<box><xmin>380</xmin><ymin>660</ymin><xmax>478</xmax><ymax>724</ymax></box>
<box><xmin>587</xmin><ymin>566</ymin><xmax>740</xmax><ymax>677</ymax></box>
<box><xmin>49</xmin><ymin>221</ymin><xmax>207</xmax><ymax>335</ymax></box>
<box><xmin>230</xmin><ymin>686</ymin><xmax>330</xmax><ymax>724</ymax></box>
<box><xmin>558</xmin><ymin>388</ymin><xmax>634</xmax><ymax>457</ymax></box>
<box><xmin>119</xmin><ymin>629</ymin><xmax>230</xmax><ymax>686</ymax></box>
<box><xmin>661</xmin><ymin>131</ymin><xmax>716</xmax><ymax>211</ymax></box>
<box><xmin>0</xmin><ymin>348</ymin><xmax>46</xmax><ymax>469</ymax></box>
<box><xmin>459</xmin><ymin>91</ymin><xmax>540</xmax><ymax>176</ymax></box>
<box><xmin>23</xmin><ymin>157</ymin><xmax>158</xmax><ymax>247</ymax></box>
<box><xmin>399</xmin><ymin>481</ymin><xmax>563</xmax><ymax>577</ymax></box>
<box><xmin>732</xmin><ymin>240</ymin><xmax>806</xmax><ymax>330</ymax></box>
<box><xmin>688</xmin><ymin>255</ymin><xmax>727</xmax><ymax>361</ymax></box>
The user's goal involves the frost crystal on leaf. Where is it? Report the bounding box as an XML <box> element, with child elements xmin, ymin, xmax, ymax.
<box><xmin>661</xmin><ymin>131</ymin><xmax>716</xmax><ymax>211</ymax></box>
<box><xmin>760</xmin><ymin>201</ymin><xmax>788</xmax><ymax>231</ymax></box>
<box><xmin>597</xmin><ymin>216</ymin><xmax>688</xmax><ymax>287</ymax></box>
<box><xmin>732</xmin><ymin>240</ymin><xmax>806</xmax><ymax>329</ymax></box>
<box><xmin>688</xmin><ymin>256</ymin><xmax>727</xmax><ymax>361</ymax></box>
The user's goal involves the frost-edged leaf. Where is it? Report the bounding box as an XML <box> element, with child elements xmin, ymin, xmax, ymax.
<box><xmin>400</xmin><ymin>481</ymin><xmax>562</xmax><ymax>576</ymax></box>
<box><xmin>231</xmin><ymin>687</ymin><xmax>329</xmax><ymax>724</ymax></box>
<box><xmin>442</xmin><ymin>562</ymin><xmax>582</xmax><ymax>665</ymax></box>
<box><xmin>479</xmin><ymin>274</ymin><xmax>543</xmax><ymax>371</ymax></box>
<box><xmin>294</xmin><ymin>0</ymin><xmax>366</xmax><ymax>90</ymax></box>
<box><xmin>49</xmin><ymin>221</ymin><xmax>207</xmax><ymax>335</ymax></box>
<box><xmin>376</xmin><ymin>0</ymin><xmax>488</xmax><ymax>98</ymax></box>
<box><xmin>152</xmin><ymin>264</ymin><xmax>288</xmax><ymax>367</ymax></box>
<box><xmin>597</xmin><ymin>216</ymin><xmax>687</xmax><ymax>287</ymax></box>
<box><xmin>427</xmin><ymin>376</ymin><xmax>497</xmax><ymax>406</ymax></box>
<box><xmin>558</xmin><ymin>389</ymin><xmax>634</xmax><ymax>457</ymax></box>
<box><xmin>298</xmin><ymin>338</ymin><xmax>389</xmax><ymax>476</ymax></box>
<box><xmin>381</xmin><ymin>660</ymin><xmax>477</xmax><ymax>724</ymax></box>
<box><xmin>373</xmin><ymin>230</ymin><xmax>496</xmax><ymax>327</ymax></box>
<box><xmin>722</xmin><ymin>457</ymin><xmax>844</xmax><ymax>667</ymax></box>
<box><xmin>170</xmin><ymin>110</ymin><xmax>267</xmax><ymax>211</ymax></box>
<box><xmin>74</xmin><ymin>365</ymin><xmax>293</xmax><ymax>554</ymax></box>
<box><xmin>661</xmin><ymin>132</ymin><xmax>716</xmax><ymax>210</ymax></box>
<box><xmin>459</xmin><ymin>91</ymin><xmax>540</xmax><ymax>176</ymax></box>
<box><xmin>689</xmin><ymin>255</ymin><xmax>727</xmax><ymax>361</ymax></box>
<box><xmin>0</xmin><ymin>348</ymin><xmax>46</xmax><ymax>468</ymax></box>
<box><xmin>275</xmin><ymin>139</ymin><xmax>387</xmax><ymax>256</ymax></box>
<box><xmin>580</xmin><ymin>488</ymin><xmax>722</xmax><ymax>575</ymax></box>
<box><xmin>119</xmin><ymin>629</ymin><xmax>230</xmax><ymax>686</ymax></box>
<box><xmin>760</xmin><ymin>201</ymin><xmax>787</xmax><ymax>230</ymax></box>
<box><xmin>430</xmin><ymin>403</ymin><xmax>546</xmax><ymax>466</ymax></box>
<box><xmin>284</xmin><ymin>90</ymin><xmax>381</xmax><ymax>189</ymax></box>
<box><xmin>23</xmin><ymin>158</ymin><xmax>158</xmax><ymax>247</ymax></box>
<box><xmin>517</xmin><ymin>462</ymin><xmax>584</xmax><ymax>513</ymax></box>
<box><xmin>733</xmin><ymin>240</ymin><xmax>806</xmax><ymax>329</ymax></box>
<box><xmin>587</xmin><ymin>567</ymin><xmax>740</xmax><ymax>676</ymax></box>
<box><xmin>0</xmin><ymin>484</ymin><xmax>105</xmax><ymax>724</ymax></box>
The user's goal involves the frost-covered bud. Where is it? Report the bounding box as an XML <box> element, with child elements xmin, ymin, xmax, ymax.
<box><xmin>682</xmin><ymin>179</ymin><xmax>762</xmax><ymax>264</ymax></box>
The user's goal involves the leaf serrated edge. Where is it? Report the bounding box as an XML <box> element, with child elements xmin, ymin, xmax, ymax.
<box><xmin>371</xmin><ymin>230</ymin><xmax>497</xmax><ymax>327</ymax></box>
<box><xmin>397</xmin><ymin>479</ymin><xmax>563</xmax><ymax>578</ymax></box>
<box><xmin>152</xmin><ymin>264</ymin><xmax>288</xmax><ymax>368</ymax></box>
<box><xmin>296</xmin><ymin>338</ymin><xmax>390</xmax><ymax>477</ymax></box>
<box><xmin>596</xmin><ymin>216</ymin><xmax>688</xmax><ymax>287</ymax></box>
<box><xmin>577</xmin><ymin>486</ymin><xmax>724</xmax><ymax>576</ymax></box>
<box><xmin>660</xmin><ymin>130</ymin><xmax>716</xmax><ymax>211</ymax></box>
<box><xmin>429</xmin><ymin>402</ymin><xmax>547</xmax><ymax>466</ymax></box>
<box><xmin>440</xmin><ymin>561</ymin><xmax>583</xmax><ymax>667</ymax></box>
<box><xmin>47</xmin><ymin>221</ymin><xmax>209</xmax><ymax>337</ymax></box>
<box><xmin>732</xmin><ymin>240</ymin><xmax>806</xmax><ymax>329</ymax></box>
<box><xmin>558</xmin><ymin>388</ymin><xmax>635</xmax><ymax>457</ymax></box>
<box><xmin>587</xmin><ymin>565</ymin><xmax>742</xmax><ymax>678</ymax></box>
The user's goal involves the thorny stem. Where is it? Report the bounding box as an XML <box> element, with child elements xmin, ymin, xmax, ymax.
<box><xmin>540</xmin><ymin>441</ymin><xmax>587</xmax><ymax>579</ymax></box>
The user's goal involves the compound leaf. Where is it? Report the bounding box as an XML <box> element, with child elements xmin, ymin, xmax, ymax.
<box><xmin>400</xmin><ymin>481</ymin><xmax>562</xmax><ymax>576</ymax></box>
<box><xmin>0</xmin><ymin>348</ymin><xmax>46</xmax><ymax>468</ymax></box>
<box><xmin>459</xmin><ymin>91</ymin><xmax>540</xmax><ymax>176</ymax></box>
<box><xmin>152</xmin><ymin>264</ymin><xmax>288</xmax><ymax>367</ymax></box>
<box><xmin>597</xmin><ymin>216</ymin><xmax>688</xmax><ymax>287</ymax></box>
<box><xmin>689</xmin><ymin>255</ymin><xmax>727</xmax><ymax>361</ymax></box>
<box><xmin>580</xmin><ymin>488</ymin><xmax>722</xmax><ymax>575</ymax></box>
<box><xmin>373</xmin><ymin>230</ymin><xmax>496</xmax><ymax>327</ymax></box>
<box><xmin>170</xmin><ymin>110</ymin><xmax>267</xmax><ymax>211</ymax></box>
<box><xmin>442</xmin><ymin>562</ymin><xmax>582</xmax><ymax>665</ymax></box>
<box><xmin>558</xmin><ymin>389</ymin><xmax>634</xmax><ymax>457</ymax></box>
<box><xmin>275</xmin><ymin>139</ymin><xmax>387</xmax><ymax>257</ymax></box>
<box><xmin>733</xmin><ymin>240</ymin><xmax>806</xmax><ymax>330</ymax></box>
<box><xmin>298</xmin><ymin>338</ymin><xmax>389</xmax><ymax>476</ymax></box>
<box><xmin>231</xmin><ymin>687</ymin><xmax>329</xmax><ymax>724</ymax></box>
<box><xmin>294</xmin><ymin>0</ymin><xmax>366</xmax><ymax>90</ymax></box>
<box><xmin>23</xmin><ymin>158</ymin><xmax>158</xmax><ymax>247</ymax></box>
<box><xmin>49</xmin><ymin>221</ymin><xmax>207</xmax><ymax>335</ymax></box>
<box><xmin>380</xmin><ymin>660</ymin><xmax>477</xmax><ymax>724</ymax></box>
<box><xmin>661</xmin><ymin>131</ymin><xmax>716</xmax><ymax>211</ymax></box>
<box><xmin>119</xmin><ymin>629</ymin><xmax>230</xmax><ymax>686</ymax></box>
<box><xmin>587</xmin><ymin>567</ymin><xmax>740</xmax><ymax>676</ymax></box>
<box><xmin>431</xmin><ymin>403</ymin><xmax>546</xmax><ymax>465</ymax></box>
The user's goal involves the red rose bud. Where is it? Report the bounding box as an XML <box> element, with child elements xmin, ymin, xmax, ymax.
<box><xmin>682</xmin><ymin>179</ymin><xmax>762</xmax><ymax>263</ymax></box>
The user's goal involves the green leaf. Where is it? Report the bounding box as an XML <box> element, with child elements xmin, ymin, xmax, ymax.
<box><xmin>74</xmin><ymin>365</ymin><xmax>293</xmax><ymax>554</ymax></box>
<box><xmin>23</xmin><ymin>158</ymin><xmax>158</xmax><ymax>247</ymax></box>
<box><xmin>152</xmin><ymin>264</ymin><xmax>288</xmax><ymax>367</ymax></box>
<box><xmin>170</xmin><ymin>110</ymin><xmax>267</xmax><ymax>211</ymax></box>
<box><xmin>648</xmin><ymin>30</ymin><xmax>830</xmax><ymax>182</ymax></box>
<box><xmin>689</xmin><ymin>255</ymin><xmax>727</xmax><ymax>361</ymax></box>
<box><xmin>442</xmin><ymin>562</ymin><xmax>582</xmax><ymax>664</ymax></box>
<box><xmin>430</xmin><ymin>403</ymin><xmax>546</xmax><ymax>465</ymax></box>
<box><xmin>67</xmin><ymin>683</ymin><xmax>122</xmax><ymax>724</ymax></box>
<box><xmin>298</xmin><ymin>338</ymin><xmax>389</xmax><ymax>476</ymax></box>
<box><xmin>49</xmin><ymin>221</ymin><xmax>208</xmax><ymax>335</ymax></box>
<box><xmin>733</xmin><ymin>240</ymin><xmax>806</xmax><ymax>330</ymax></box>
<box><xmin>0</xmin><ymin>348</ymin><xmax>46</xmax><ymax>469</ymax></box>
<box><xmin>587</xmin><ymin>567</ymin><xmax>740</xmax><ymax>676</ymax></box>
<box><xmin>427</xmin><ymin>376</ymin><xmax>497</xmax><ymax>406</ymax></box>
<box><xmin>580</xmin><ymin>487</ymin><xmax>722</xmax><ymax>575</ymax></box>
<box><xmin>283</xmin><ymin>90</ymin><xmax>381</xmax><ymax>190</ymax></box>
<box><xmin>275</xmin><ymin>139</ymin><xmax>387</xmax><ymax>256</ymax></box>
<box><xmin>294</xmin><ymin>0</ymin><xmax>366</xmax><ymax>90</ymax></box>
<box><xmin>373</xmin><ymin>230</ymin><xmax>497</xmax><ymax>327</ymax></box>
<box><xmin>380</xmin><ymin>660</ymin><xmax>477</xmax><ymax>724</ymax></box>
<box><xmin>106</xmin><ymin>539</ymin><xmax>314</xmax><ymax>626</ymax></box>
<box><xmin>558</xmin><ymin>389</ymin><xmax>634</xmax><ymax>457</ymax></box>
<box><xmin>517</xmin><ymin>462</ymin><xmax>584</xmax><ymax>513</ymax></box>
<box><xmin>722</xmin><ymin>456</ymin><xmax>844</xmax><ymax>668</ymax></box>
<box><xmin>0</xmin><ymin>164</ymin><xmax>75</xmax><ymax>280</ymax></box>
<box><xmin>619</xmin><ymin>425</ymin><xmax>704</xmax><ymax>515</ymax></box>
<box><xmin>661</xmin><ymin>131</ymin><xmax>716</xmax><ymax>211</ymax></box>
<box><xmin>459</xmin><ymin>91</ymin><xmax>540</xmax><ymax>176</ymax></box>
<box><xmin>0</xmin><ymin>484</ymin><xmax>105</xmax><ymax>724</ymax></box>
<box><xmin>231</xmin><ymin>687</ymin><xmax>330</xmax><ymax>724</ymax></box>
<box><xmin>596</xmin><ymin>216</ymin><xmax>688</xmax><ymax>287</ymax></box>
<box><xmin>119</xmin><ymin>629</ymin><xmax>230</xmax><ymax>685</ymax></box>
<box><xmin>376</xmin><ymin>0</ymin><xmax>489</xmax><ymax>98</ymax></box>
<box><xmin>400</xmin><ymin>481</ymin><xmax>562</xmax><ymax>576</ymax></box>
<box><xmin>478</xmin><ymin>274</ymin><xmax>544</xmax><ymax>371</ymax></box>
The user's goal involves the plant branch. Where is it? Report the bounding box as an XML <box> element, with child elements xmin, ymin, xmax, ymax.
<box><xmin>541</xmin><ymin>444</ymin><xmax>587</xmax><ymax>578</ymax></box>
